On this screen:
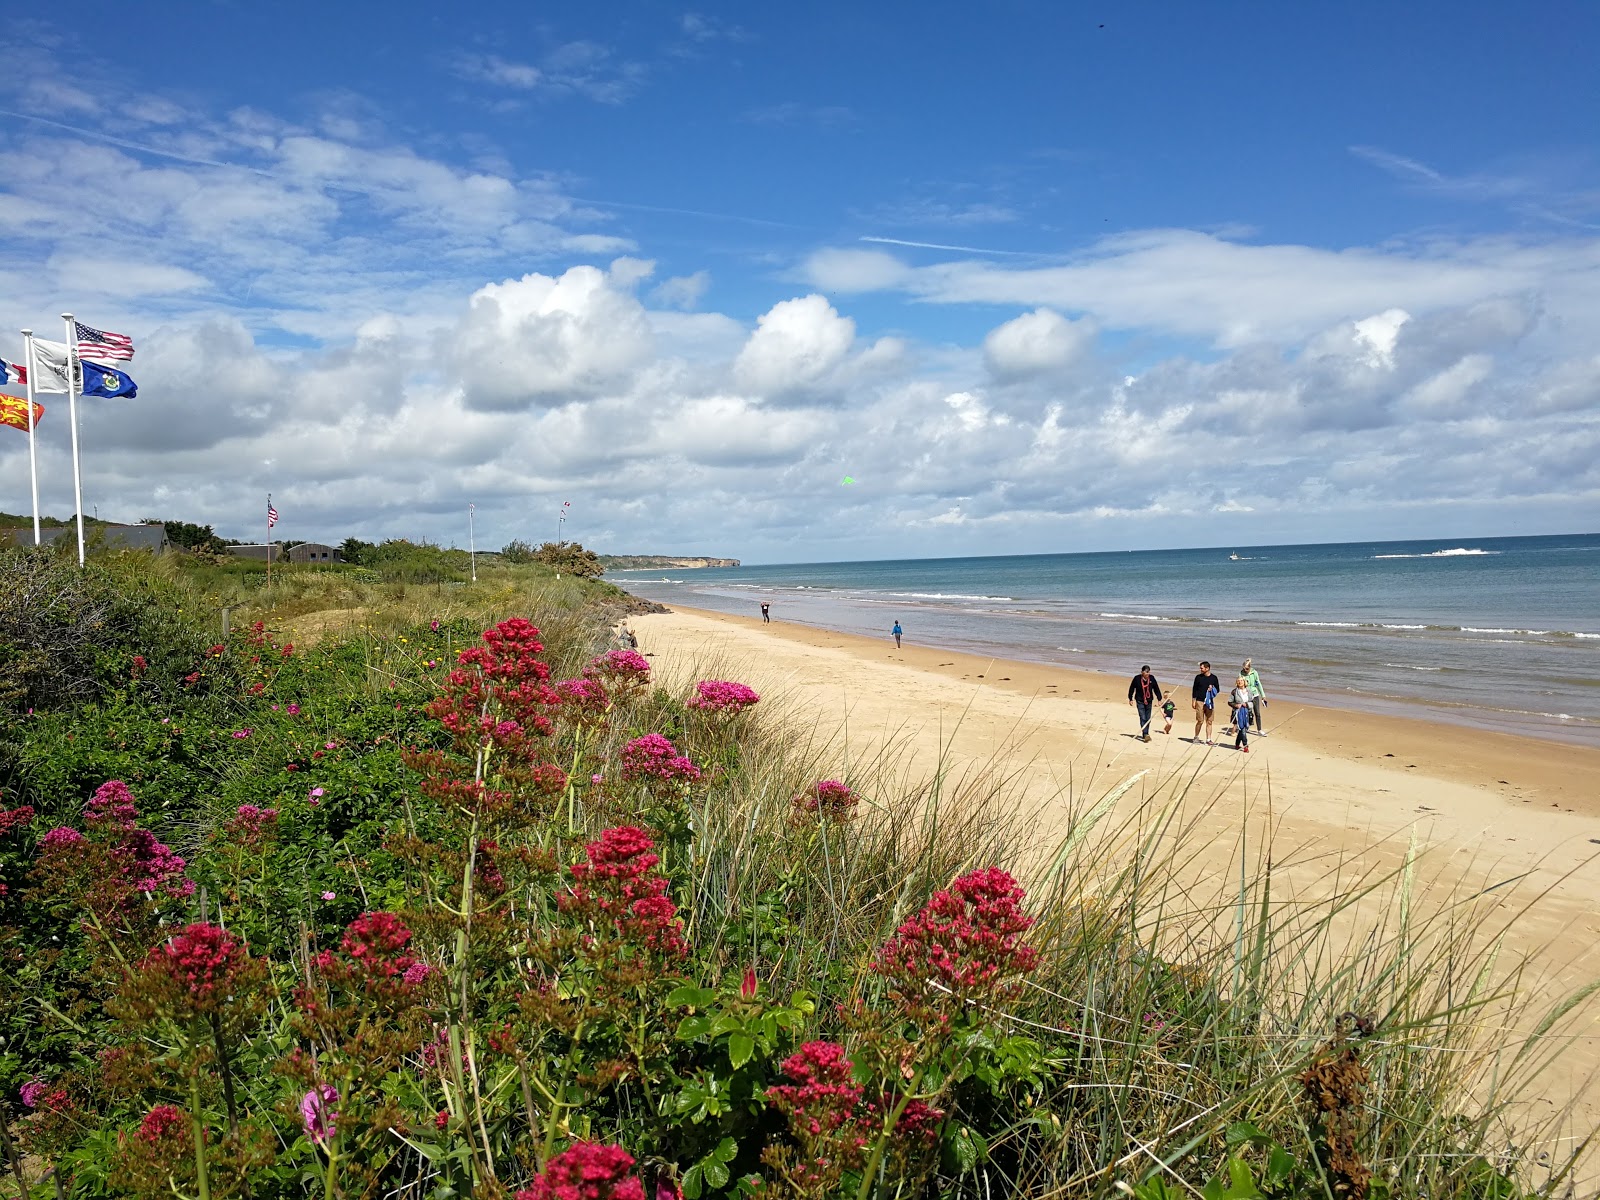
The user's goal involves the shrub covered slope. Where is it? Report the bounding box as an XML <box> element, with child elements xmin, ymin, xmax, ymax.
<box><xmin>0</xmin><ymin>547</ymin><xmax>1587</xmax><ymax>1199</ymax></box>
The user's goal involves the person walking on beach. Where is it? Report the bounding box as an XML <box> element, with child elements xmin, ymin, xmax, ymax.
<box><xmin>1161</xmin><ymin>695</ymin><xmax>1177</xmax><ymax>735</ymax></box>
<box><xmin>1242</xmin><ymin>658</ymin><xmax>1266</xmax><ymax>733</ymax></box>
<box><xmin>1126</xmin><ymin>665</ymin><xmax>1163</xmax><ymax>742</ymax></box>
<box><xmin>1192</xmin><ymin>661</ymin><xmax>1222</xmax><ymax>744</ymax></box>
<box><xmin>1230</xmin><ymin>676</ymin><xmax>1252</xmax><ymax>752</ymax></box>
<box><xmin>760</xmin><ymin>602</ymin><xmax>771</xmax><ymax>624</ymax></box>
<box><xmin>891</xmin><ymin>621</ymin><xmax>903</xmax><ymax>648</ymax></box>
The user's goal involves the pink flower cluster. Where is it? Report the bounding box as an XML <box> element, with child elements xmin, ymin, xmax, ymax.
<box><xmin>766</xmin><ymin>1041</ymin><xmax>864</xmax><ymax>1139</ymax></box>
<box><xmin>86</xmin><ymin>780</ymin><xmax>139</xmax><ymax>830</ymax></box>
<box><xmin>19</xmin><ymin>1079</ymin><xmax>49</xmax><ymax>1108</ymax></box>
<box><xmin>225</xmin><ymin>804</ymin><xmax>279</xmax><ymax>848</ymax></box>
<box><xmin>150</xmin><ymin>922</ymin><xmax>249</xmax><ymax>1003</ymax></box>
<box><xmin>794</xmin><ymin>779</ymin><xmax>858</xmax><ymax>819</ymax></box>
<box><xmin>70</xmin><ymin>781</ymin><xmax>193</xmax><ymax>899</ymax></box>
<box><xmin>565</xmin><ymin>826</ymin><xmax>687</xmax><ymax>959</ymax></box>
<box><xmin>137</xmin><ymin>1104</ymin><xmax>187</xmax><ymax>1146</ymax></box>
<box><xmin>584</xmin><ymin>649</ymin><xmax>650</xmax><ymax>687</ymax></box>
<box><xmin>618</xmin><ymin>734</ymin><xmax>701</xmax><ymax>785</ymax></box>
<box><xmin>686</xmin><ymin>679</ymin><xmax>760</xmax><ymax>715</ymax></box>
<box><xmin>315</xmin><ymin>911</ymin><xmax>420</xmax><ymax>981</ymax></box>
<box><xmin>874</xmin><ymin>867</ymin><xmax>1039</xmax><ymax>998</ymax></box>
<box><xmin>515</xmin><ymin>1141</ymin><xmax>644</xmax><ymax>1200</ymax></box>
<box><xmin>554</xmin><ymin>676</ymin><xmax>609</xmax><ymax>717</ymax></box>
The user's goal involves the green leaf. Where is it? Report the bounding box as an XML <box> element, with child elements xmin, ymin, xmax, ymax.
<box><xmin>714</xmin><ymin>1137</ymin><xmax>738</xmax><ymax>1163</ymax></box>
<box><xmin>668</xmin><ymin>985</ymin><xmax>717</xmax><ymax>1009</ymax></box>
<box><xmin>1227</xmin><ymin>1120</ymin><xmax>1271</xmax><ymax>1147</ymax></box>
<box><xmin>703</xmin><ymin>1159</ymin><xmax>730</xmax><ymax>1190</ymax></box>
<box><xmin>682</xmin><ymin>1163</ymin><xmax>704</xmax><ymax>1200</ymax></box>
<box><xmin>676</xmin><ymin>1015</ymin><xmax>713</xmax><ymax>1041</ymax></box>
<box><xmin>728</xmin><ymin>1032</ymin><xmax>755</xmax><ymax>1069</ymax></box>
<box><xmin>1266</xmin><ymin>1145</ymin><xmax>1297</xmax><ymax>1186</ymax></box>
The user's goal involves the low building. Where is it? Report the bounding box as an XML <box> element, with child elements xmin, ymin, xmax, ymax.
<box><xmin>227</xmin><ymin>544</ymin><xmax>282</xmax><ymax>562</ymax></box>
<box><xmin>0</xmin><ymin>523</ymin><xmax>170</xmax><ymax>553</ymax></box>
<box><xmin>289</xmin><ymin>542</ymin><xmax>343</xmax><ymax>564</ymax></box>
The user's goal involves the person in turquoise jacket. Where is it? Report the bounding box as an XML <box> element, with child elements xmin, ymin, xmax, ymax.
<box><xmin>1242</xmin><ymin>659</ymin><xmax>1267</xmax><ymax>733</ymax></box>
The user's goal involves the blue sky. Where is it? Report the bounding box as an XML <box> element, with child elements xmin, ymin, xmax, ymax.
<box><xmin>0</xmin><ymin>1</ymin><xmax>1596</xmax><ymax>559</ymax></box>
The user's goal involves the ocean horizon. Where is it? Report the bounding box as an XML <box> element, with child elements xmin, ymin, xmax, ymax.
<box><xmin>613</xmin><ymin>532</ymin><xmax>1600</xmax><ymax>748</ymax></box>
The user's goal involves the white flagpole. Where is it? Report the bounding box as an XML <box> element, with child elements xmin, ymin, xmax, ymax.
<box><xmin>21</xmin><ymin>329</ymin><xmax>41</xmax><ymax>546</ymax></box>
<box><xmin>266</xmin><ymin>493</ymin><xmax>272</xmax><ymax>592</ymax></box>
<box><xmin>469</xmin><ymin>502</ymin><xmax>476</xmax><ymax>582</ymax></box>
<box><xmin>62</xmin><ymin>313</ymin><xmax>84</xmax><ymax>567</ymax></box>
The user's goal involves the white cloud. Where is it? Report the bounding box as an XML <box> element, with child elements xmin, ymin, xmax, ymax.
<box><xmin>732</xmin><ymin>294</ymin><xmax>855</xmax><ymax>396</ymax></box>
<box><xmin>451</xmin><ymin>263</ymin><xmax>657</xmax><ymax>410</ymax></box>
<box><xmin>983</xmin><ymin>308</ymin><xmax>1093</xmax><ymax>378</ymax></box>
<box><xmin>651</xmin><ymin>270</ymin><xmax>710</xmax><ymax>310</ymax></box>
<box><xmin>452</xmin><ymin>53</ymin><xmax>544</xmax><ymax>90</ymax></box>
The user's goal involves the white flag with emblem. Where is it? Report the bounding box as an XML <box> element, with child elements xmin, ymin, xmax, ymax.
<box><xmin>29</xmin><ymin>339</ymin><xmax>72</xmax><ymax>393</ymax></box>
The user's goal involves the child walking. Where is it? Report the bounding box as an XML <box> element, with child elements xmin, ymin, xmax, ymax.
<box><xmin>1230</xmin><ymin>676</ymin><xmax>1252</xmax><ymax>751</ymax></box>
<box><xmin>1161</xmin><ymin>696</ymin><xmax>1177</xmax><ymax>735</ymax></box>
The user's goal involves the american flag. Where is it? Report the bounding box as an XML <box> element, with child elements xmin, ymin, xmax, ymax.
<box><xmin>74</xmin><ymin>321</ymin><xmax>135</xmax><ymax>363</ymax></box>
<box><xmin>267</xmin><ymin>499</ymin><xmax>279</xmax><ymax>529</ymax></box>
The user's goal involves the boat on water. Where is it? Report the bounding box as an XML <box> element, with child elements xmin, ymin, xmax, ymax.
<box><xmin>1229</xmin><ymin>552</ymin><xmax>1240</xmax><ymax>561</ymax></box>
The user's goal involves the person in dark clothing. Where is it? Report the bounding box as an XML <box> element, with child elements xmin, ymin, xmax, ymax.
<box><xmin>1191</xmin><ymin>661</ymin><xmax>1222</xmax><ymax>745</ymax></box>
<box><xmin>1126</xmin><ymin>665</ymin><xmax>1163</xmax><ymax>742</ymax></box>
<box><xmin>760</xmin><ymin>602</ymin><xmax>771</xmax><ymax>623</ymax></box>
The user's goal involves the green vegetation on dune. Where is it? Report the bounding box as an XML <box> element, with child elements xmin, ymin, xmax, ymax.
<box><xmin>0</xmin><ymin>546</ymin><xmax>1588</xmax><ymax>1199</ymax></box>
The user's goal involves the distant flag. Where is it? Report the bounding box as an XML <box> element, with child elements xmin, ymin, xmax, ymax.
<box><xmin>28</xmin><ymin>339</ymin><xmax>71</xmax><ymax>393</ymax></box>
<box><xmin>0</xmin><ymin>357</ymin><xmax>25</xmax><ymax>387</ymax></box>
<box><xmin>0</xmin><ymin>393</ymin><xmax>44</xmax><ymax>433</ymax></box>
<box><xmin>840</xmin><ymin>475</ymin><xmax>856</xmax><ymax>485</ymax></box>
<box><xmin>79</xmin><ymin>359</ymin><xmax>138</xmax><ymax>399</ymax></box>
<box><xmin>267</xmin><ymin>499</ymin><xmax>279</xmax><ymax>529</ymax></box>
<box><xmin>73</xmin><ymin>321</ymin><xmax>134</xmax><ymax>363</ymax></box>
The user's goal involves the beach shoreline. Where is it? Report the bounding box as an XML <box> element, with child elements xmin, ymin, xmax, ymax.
<box><xmin>631</xmin><ymin>602</ymin><xmax>1600</xmax><ymax>1146</ymax></box>
<box><xmin>641</xmin><ymin>603</ymin><xmax>1600</xmax><ymax>811</ymax></box>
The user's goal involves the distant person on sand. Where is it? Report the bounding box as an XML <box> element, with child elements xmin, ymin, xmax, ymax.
<box><xmin>1126</xmin><ymin>665</ymin><xmax>1163</xmax><ymax>742</ymax></box>
<box><xmin>1192</xmin><ymin>661</ymin><xmax>1221</xmax><ymax>745</ymax></box>
<box><xmin>761</xmin><ymin>602</ymin><xmax>771</xmax><ymax>624</ymax></box>
<box><xmin>891</xmin><ymin>621</ymin><xmax>903</xmax><ymax>648</ymax></box>
<box><xmin>1242</xmin><ymin>658</ymin><xmax>1267</xmax><ymax>733</ymax></box>
<box><xmin>1230</xmin><ymin>676</ymin><xmax>1252</xmax><ymax>752</ymax></box>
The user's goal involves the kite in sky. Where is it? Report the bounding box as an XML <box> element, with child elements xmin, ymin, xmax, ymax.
<box><xmin>840</xmin><ymin>476</ymin><xmax>856</xmax><ymax>485</ymax></box>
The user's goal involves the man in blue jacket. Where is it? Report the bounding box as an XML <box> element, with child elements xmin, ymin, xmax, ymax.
<box><xmin>1127</xmin><ymin>665</ymin><xmax>1163</xmax><ymax>742</ymax></box>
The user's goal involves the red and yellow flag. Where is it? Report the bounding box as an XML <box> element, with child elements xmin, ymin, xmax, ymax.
<box><xmin>0</xmin><ymin>393</ymin><xmax>44</xmax><ymax>433</ymax></box>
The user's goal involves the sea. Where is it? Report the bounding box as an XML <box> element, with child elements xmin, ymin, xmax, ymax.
<box><xmin>611</xmin><ymin>534</ymin><xmax>1600</xmax><ymax>748</ymax></box>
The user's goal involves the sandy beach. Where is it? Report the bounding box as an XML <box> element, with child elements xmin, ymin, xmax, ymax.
<box><xmin>634</xmin><ymin>603</ymin><xmax>1600</xmax><ymax>1140</ymax></box>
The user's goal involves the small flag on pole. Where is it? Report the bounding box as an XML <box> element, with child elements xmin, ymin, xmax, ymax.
<box><xmin>73</xmin><ymin>321</ymin><xmax>134</xmax><ymax>363</ymax></box>
<box><xmin>0</xmin><ymin>394</ymin><xmax>44</xmax><ymax>433</ymax></box>
<box><xmin>267</xmin><ymin>499</ymin><xmax>279</xmax><ymax>529</ymax></box>
<box><xmin>0</xmin><ymin>357</ymin><xmax>26</xmax><ymax>387</ymax></box>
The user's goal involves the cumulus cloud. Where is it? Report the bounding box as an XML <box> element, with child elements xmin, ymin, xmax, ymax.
<box><xmin>451</xmin><ymin>263</ymin><xmax>656</xmax><ymax>410</ymax></box>
<box><xmin>732</xmin><ymin>294</ymin><xmax>855</xmax><ymax>396</ymax></box>
<box><xmin>983</xmin><ymin>308</ymin><xmax>1094</xmax><ymax>378</ymax></box>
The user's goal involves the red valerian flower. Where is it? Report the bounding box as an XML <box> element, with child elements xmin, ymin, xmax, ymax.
<box><xmin>137</xmin><ymin>1104</ymin><xmax>188</xmax><ymax>1146</ymax></box>
<box><xmin>149</xmin><ymin>922</ymin><xmax>250</xmax><ymax>1004</ymax></box>
<box><xmin>873</xmin><ymin>867</ymin><xmax>1039</xmax><ymax>1001</ymax></box>
<box><xmin>0</xmin><ymin>804</ymin><xmax>34</xmax><ymax>837</ymax></box>
<box><xmin>583</xmin><ymin>649</ymin><xmax>650</xmax><ymax>685</ymax></box>
<box><xmin>313</xmin><ymin>911</ymin><xmax>421</xmax><ymax>984</ymax></box>
<box><xmin>87</xmin><ymin>780</ymin><xmax>139</xmax><ymax>830</ymax></box>
<box><xmin>564</xmin><ymin>827</ymin><xmax>688</xmax><ymax>959</ymax></box>
<box><xmin>553</xmin><ymin>676</ymin><xmax>609</xmax><ymax>719</ymax></box>
<box><xmin>793</xmin><ymin>779</ymin><xmax>858</xmax><ymax>819</ymax></box>
<box><xmin>617</xmin><ymin>735</ymin><xmax>701</xmax><ymax>785</ymax></box>
<box><xmin>515</xmin><ymin>1141</ymin><xmax>645</xmax><ymax>1200</ymax></box>
<box><xmin>766</xmin><ymin>1042</ymin><xmax>864</xmax><ymax>1138</ymax></box>
<box><xmin>130</xmin><ymin>655</ymin><xmax>148</xmax><ymax>679</ymax></box>
<box><xmin>685</xmin><ymin>679</ymin><xmax>760</xmax><ymax>715</ymax></box>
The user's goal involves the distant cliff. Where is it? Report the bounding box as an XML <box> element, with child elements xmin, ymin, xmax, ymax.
<box><xmin>599</xmin><ymin>555</ymin><xmax>740</xmax><ymax>569</ymax></box>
